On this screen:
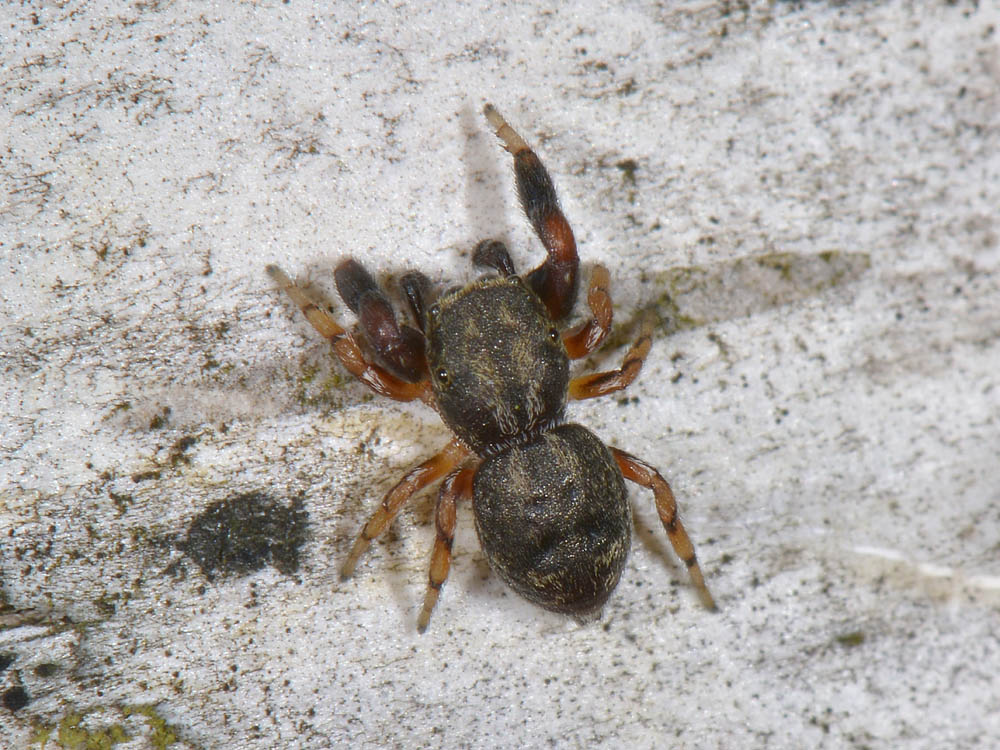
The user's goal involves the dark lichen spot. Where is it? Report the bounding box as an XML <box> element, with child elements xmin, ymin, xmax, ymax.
<box><xmin>149</xmin><ymin>406</ymin><xmax>171</xmax><ymax>430</ymax></box>
<box><xmin>167</xmin><ymin>435</ymin><xmax>198</xmax><ymax>467</ymax></box>
<box><xmin>2</xmin><ymin>686</ymin><xmax>29</xmax><ymax>712</ymax></box>
<box><xmin>0</xmin><ymin>653</ymin><xmax>14</xmax><ymax>673</ymax></box>
<box><xmin>616</xmin><ymin>159</ymin><xmax>639</xmax><ymax>185</ymax></box>
<box><xmin>110</xmin><ymin>401</ymin><xmax>132</xmax><ymax>416</ymax></box>
<box><xmin>95</xmin><ymin>592</ymin><xmax>120</xmax><ymax>618</ymax></box>
<box><xmin>178</xmin><ymin>492</ymin><xmax>309</xmax><ymax>581</ymax></box>
<box><xmin>110</xmin><ymin>490</ymin><xmax>134</xmax><ymax>516</ymax></box>
<box><xmin>835</xmin><ymin>630</ymin><xmax>866</xmax><ymax>647</ymax></box>
<box><xmin>34</xmin><ymin>662</ymin><xmax>59</xmax><ymax>678</ymax></box>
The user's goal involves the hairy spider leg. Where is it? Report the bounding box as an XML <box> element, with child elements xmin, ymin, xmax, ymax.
<box><xmin>417</xmin><ymin>466</ymin><xmax>477</xmax><ymax>632</ymax></box>
<box><xmin>334</xmin><ymin>259</ymin><xmax>428</xmax><ymax>383</ymax></box>
<box><xmin>472</xmin><ymin>239</ymin><xmax>518</xmax><ymax>277</ymax></box>
<box><xmin>400</xmin><ymin>270</ymin><xmax>433</xmax><ymax>334</ymax></box>
<box><xmin>341</xmin><ymin>439</ymin><xmax>470</xmax><ymax>580</ymax></box>
<box><xmin>611</xmin><ymin>449</ymin><xmax>717</xmax><ymax>610</ymax></box>
<box><xmin>484</xmin><ymin>103</ymin><xmax>579</xmax><ymax>321</ymax></box>
<box><xmin>266</xmin><ymin>264</ymin><xmax>432</xmax><ymax>404</ymax></box>
<box><xmin>568</xmin><ymin>314</ymin><xmax>652</xmax><ymax>400</ymax></box>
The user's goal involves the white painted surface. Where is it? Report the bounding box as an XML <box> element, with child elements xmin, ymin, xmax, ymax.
<box><xmin>2</xmin><ymin>1</ymin><xmax>998</xmax><ymax>748</ymax></box>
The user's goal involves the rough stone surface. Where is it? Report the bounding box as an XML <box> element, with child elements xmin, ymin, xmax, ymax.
<box><xmin>2</xmin><ymin>2</ymin><xmax>998</xmax><ymax>748</ymax></box>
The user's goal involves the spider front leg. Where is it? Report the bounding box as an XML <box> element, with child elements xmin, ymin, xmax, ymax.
<box><xmin>334</xmin><ymin>259</ymin><xmax>428</xmax><ymax>383</ymax></box>
<box><xmin>417</xmin><ymin>466</ymin><xmax>477</xmax><ymax>632</ymax></box>
<box><xmin>484</xmin><ymin>103</ymin><xmax>578</xmax><ymax>321</ymax></box>
<box><xmin>267</xmin><ymin>264</ymin><xmax>432</xmax><ymax>404</ymax></box>
<box><xmin>568</xmin><ymin>315</ymin><xmax>652</xmax><ymax>400</ymax></box>
<box><xmin>611</xmin><ymin>449</ymin><xmax>717</xmax><ymax>610</ymax></box>
<box><xmin>472</xmin><ymin>239</ymin><xmax>517</xmax><ymax>277</ymax></box>
<box><xmin>341</xmin><ymin>440</ymin><xmax>470</xmax><ymax>580</ymax></box>
<box><xmin>400</xmin><ymin>270</ymin><xmax>433</xmax><ymax>334</ymax></box>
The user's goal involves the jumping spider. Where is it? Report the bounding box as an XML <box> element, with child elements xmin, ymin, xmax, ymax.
<box><xmin>267</xmin><ymin>104</ymin><xmax>716</xmax><ymax>631</ymax></box>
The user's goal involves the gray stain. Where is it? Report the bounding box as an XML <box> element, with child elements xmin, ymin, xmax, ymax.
<box><xmin>178</xmin><ymin>492</ymin><xmax>309</xmax><ymax>581</ymax></box>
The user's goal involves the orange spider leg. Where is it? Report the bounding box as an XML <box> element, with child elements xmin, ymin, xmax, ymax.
<box><xmin>562</xmin><ymin>264</ymin><xmax>612</xmax><ymax>359</ymax></box>
<box><xmin>267</xmin><ymin>264</ymin><xmax>432</xmax><ymax>404</ymax></box>
<box><xmin>611</xmin><ymin>448</ymin><xmax>716</xmax><ymax>610</ymax></box>
<box><xmin>341</xmin><ymin>439</ymin><xmax>470</xmax><ymax>579</ymax></box>
<box><xmin>568</xmin><ymin>315</ymin><xmax>652</xmax><ymax>400</ymax></box>
<box><xmin>417</xmin><ymin>466</ymin><xmax>477</xmax><ymax>632</ymax></box>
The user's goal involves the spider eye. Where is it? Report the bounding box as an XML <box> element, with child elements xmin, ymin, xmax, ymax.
<box><xmin>436</xmin><ymin>368</ymin><xmax>449</xmax><ymax>383</ymax></box>
<box><xmin>429</xmin><ymin>304</ymin><xmax>440</xmax><ymax>318</ymax></box>
<box><xmin>548</xmin><ymin>327</ymin><xmax>560</xmax><ymax>342</ymax></box>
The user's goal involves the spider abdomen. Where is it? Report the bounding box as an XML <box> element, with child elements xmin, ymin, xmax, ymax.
<box><xmin>472</xmin><ymin>423</ymin><xmax>631</xmax><ymax>615</ymax></box>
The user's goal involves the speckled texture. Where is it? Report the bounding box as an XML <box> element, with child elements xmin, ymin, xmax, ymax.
<box><xmin>473</xmin><ymin>424</ymin><xmax>631</xmax><ymax>614</ymax></box>
<box><xmin>2</xmin><ymin>1</ymin><xmax>999</xmax><ymax>748</ymax></box>
<box><xmin>428</xmin><ymin>275</ymin><xmax>568</xmax><ymax>452</ymax></box>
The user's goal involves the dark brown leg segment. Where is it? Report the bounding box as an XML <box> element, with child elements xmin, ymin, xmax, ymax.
<box><xmin>568</xmin><ymin>315</ymin><xmax>652</xmax><ymax>400</ymax></box>
<box><xmin>484</xmin><ymin>104</ymin><xmax>579</xmax><ymax>321</ymax></box>
<box><xmin>341</xmin><ymin>440</ymin><xmax>470</xmax><ymax>580</ymax></box>
<box><xmin>612</xmin><ymin>449</ymin><xmax>716</xmax><ymax>610</ymax></box>
<box><xmin>400</xmin><ymin>270</ymin><xmax>433</xmax><ymax>333</ymax></box>
<box><xmin>472</xmin><ymin>239</ymin><xmax>517</xmax><ymax>277</ymax></box>
<box><xmin>335</xmin><ymin>259</ymin><xmax>427</xmax><ymax>383</ymax></box>
<box><xmin>562</xmin><ymin>264</ymin><xmax>612</xmax><ymax>359</ymax></box>
<box><xmin>267</xmin><ymin>264</ymin><xmax>432</xmax><ymax>403</ymax></box>
<box><xmin>417</xmin><ymin>466</ymin><xmax>477</xmax><ymax>632</ymax></box>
